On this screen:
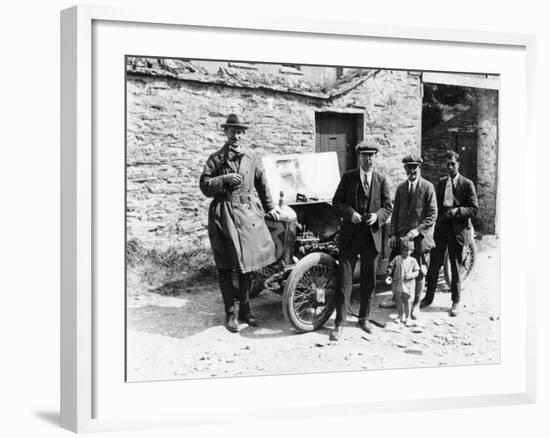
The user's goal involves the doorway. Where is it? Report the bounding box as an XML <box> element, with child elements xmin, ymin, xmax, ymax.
<box><xmin>315</xmin><ymin>113</ymin><xmax>363</xmax><ymax>176</ymax></box>
<box><xmin>454</xmin><ymin>133</ymin><xmax>478</xmax><ymax>184</ymax></box>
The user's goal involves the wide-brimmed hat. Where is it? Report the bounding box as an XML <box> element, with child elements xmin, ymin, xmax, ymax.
<box><xmin>402</xmin><ymin>153</ymin><xmax>423</xmax><ymax>165</ymax></box>
<box><xmin>355</xmin><ymin>140</ymin><xmax>378</xmax><ymax>154</ymax></box>
<box><xmin>220</xmin><ymin>113</ymin><xmax>249</xmax><ymax>130</ymax></box>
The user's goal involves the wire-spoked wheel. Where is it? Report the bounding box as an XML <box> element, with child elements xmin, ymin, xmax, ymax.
<box><xmin>443</xmin><ymin>240</ymin><xmax>477</xmax><ymax>289</ymax></box>
<box><xmin>282</xmin><ymin>252</ymin><xmax>337</xmax><ymax>332</ymax></box>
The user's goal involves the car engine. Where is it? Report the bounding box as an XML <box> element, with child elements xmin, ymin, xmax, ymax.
<box><xmin>295</xmin><ymin>224</ymin><xmax>339</xmax><ymax>258</ymax></box>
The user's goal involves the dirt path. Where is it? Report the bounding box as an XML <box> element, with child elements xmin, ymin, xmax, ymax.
<box><xmin>127</xmin><ymin>239</ymin><xmax>499</xmax><ymax>381</ymax></box>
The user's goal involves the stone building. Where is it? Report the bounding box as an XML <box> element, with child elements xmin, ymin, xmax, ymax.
<box><xmin>126</xmin><ymin>57</ymin><xmax>423</xmax><ymax>250</ymax></box>
<box><xmin>420</xmin><ymin>81</ymin><xmax>499</xmax><ymax>234</ymax></box>
<box><xmin>126</xmin><ymin>58</ymin><xmax>499</xmax><ymax>250</ymax></box>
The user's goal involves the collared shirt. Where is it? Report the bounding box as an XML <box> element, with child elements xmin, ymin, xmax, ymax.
<box><xmin>408</xmin><ymin>178</ymin><xmax>419</xmax><ymax>194</ymax></box>
<box><xmin>224</xmin><ymin>143</ymin><xmax>245</xmax><ymax>161</ymax></box>
<box><xmin>360</xmin><ymin>168</ymin><xmax>373</xmax><ymax>190</ymax></box>
<box><xmin>443</xmin><ymin>172</ymin><xmax>460</xmax><ymax>208</ymax></box>
<box><xmin>450</xmin><ymin>172</ymin><xmax>460</xmax><ymax>188</ymax></box>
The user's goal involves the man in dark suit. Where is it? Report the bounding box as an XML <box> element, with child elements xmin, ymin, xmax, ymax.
<box><xmin>422</xmin><ymin>150</ymin><xmax>478</xmax><ymax>317</ymax></box>
<box><xmin>385</xmin><ymin>154</ymin><xmax>437</xmax><ymax>319</ymax></box>
<box><xmin>329</xmin><ymin>141</ymin><xmax>393</xmax><ymax>341</ymax></box>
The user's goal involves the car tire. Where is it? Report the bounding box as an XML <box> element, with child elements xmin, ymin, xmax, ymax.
<box><xmin>443</xmin><ymin>240</ymin><xmax>477</xmax><ymax>289</ymax></box>
<box><xmin>282</xmin><ymin>252</ymin><xmax>337</xmax><ymax>332</ymax></box>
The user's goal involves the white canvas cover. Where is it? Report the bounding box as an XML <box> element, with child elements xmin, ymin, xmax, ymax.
<box><xmin>262</xmin><ymin>152</ymin><xmax>341</xmax><ymax>204</ymax></box>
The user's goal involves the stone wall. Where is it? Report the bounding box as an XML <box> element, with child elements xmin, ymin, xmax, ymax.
<box><xmin>126</xmin><ymin>69</ymin><xmax>422</xmax><ymax>250</ymax></box>
<box><xmin>421</xmin><ymin>95</ymin><xmax>499</xmax><ymax>235</ymax></box>
<box><xmin>421</xmin><ymin>107</ymin><xmax>477</xmax><ymax>184</ymax></box>
<box><xmin>476</xmin><ymin>89</ymin><xmax>499</xmax><ymax>234</ymax></box>
<box><xmin>325</xmin><ymin>71</ymin><xmax>422</xmax><ymax>190</ymax></box>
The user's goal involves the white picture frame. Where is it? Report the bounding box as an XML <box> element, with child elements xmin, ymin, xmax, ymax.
<box><xmin>60</xmin><ymin>5</ymin><xmax>536</xmax><ymax>433</ymax></box>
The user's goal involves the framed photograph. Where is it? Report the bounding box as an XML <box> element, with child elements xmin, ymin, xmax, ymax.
<box><xmin>61</xmin><ymin>5</ymin><xmax>536</xmax><ymax>433</ymax></box>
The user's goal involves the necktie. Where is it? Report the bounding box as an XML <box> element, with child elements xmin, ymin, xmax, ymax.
<box><xmin>443</xmin><ymin>177</ymin><xmax>454</xmax><ymax>207</ymax></box>
<box><xmin>407</xmin><ymin>182</ymin><xmax>414</xmax><ymax>207</ymax></box>
<box><xmin>363</xmin><ymin>175</ymin><xmax>369</xmax><ymax>194</ymax></box>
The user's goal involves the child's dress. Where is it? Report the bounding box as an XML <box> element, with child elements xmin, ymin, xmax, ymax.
<box><xmin>390</xmin><ymin>255</ymin><xmax>420</xmax><ymax>296</ymax></box>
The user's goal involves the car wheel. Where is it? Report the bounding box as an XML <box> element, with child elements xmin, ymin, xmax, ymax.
<box><xmin>443</xmin><ymin>240</ymin><xmax>477</xmax><ymax>289</ymax></box>
<box><xmin>282</xmin><ymin>252</ymin><xmax>337</xmax><ymax>332</ymax></box>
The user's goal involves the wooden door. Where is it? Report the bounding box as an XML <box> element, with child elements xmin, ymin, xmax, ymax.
<box><xmin>455</xmin><ymin>133</ymin><xmax>478</xmax><ymax>185</ymax></box>
<box><xmin>315</xmin><ymin>114</ymin><xmax>361</xmax><ymax>176</ymax></box>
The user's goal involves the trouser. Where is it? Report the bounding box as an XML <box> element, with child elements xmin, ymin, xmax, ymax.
<box><xmin>334</xmin><ymin>231</ymin><xmax>377</xmax><ymax>326</ymax></box>
<box><xmin>217</xmin><ymin>269</ymin><xmax>252</xmax><ymax>316</ymax></box>
<box><xmin>425</xmin><ymin>230</ymin><xmax>463</xmax><ymax>304</ymax></box>
<box><xmin>389</xmin><ymin>248</ymin><xmax>429</xmax><ymax>307</ymax></box>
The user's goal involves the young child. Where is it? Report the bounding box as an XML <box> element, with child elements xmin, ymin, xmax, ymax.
<box><xmin>387</xmin><ymin>238</ymin><xmax>421</xmax><ymax>326</ymax></box>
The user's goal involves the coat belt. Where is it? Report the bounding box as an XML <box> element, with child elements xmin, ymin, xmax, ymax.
<box><xmin>214</xmin><ymin>193</ymin><xmax>254</xmax><ymax>203</ymax></box>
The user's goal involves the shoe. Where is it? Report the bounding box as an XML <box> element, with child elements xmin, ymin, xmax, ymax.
<box><xmin>379</xmin><ymin>301</ymin><xmax>396</xmax><ymax>309</ymax></box>
<box><xmin>239</xmin><ymin>313</ymin><xmax>259</xmax><ymax>327</ymax></box>
<box><xmin>420</xmin><ymin>298</ymin><xmax>433</xmax><ymax>308</ymax></box>
<box><xmin>224</xmin><ymin>313</ymin><xmax>239</xmax><ymax>333</ymax></box>
<box><xmin>369</xmin><ymin>319</ymin><xmax>387</xmax><ymax>329</ymax></box>
<box><xmin>449</xmin><ymin>303</ymin><xmax>460</xmax><ymax>317</ymax></box>
<box><xmin>329</xmin><ymin>326</ymin><xmax>343</xmax><ymax>341</ymax></box>
<box><xmin>410</xmin><ymin>304</ymin><xmax>420</xmax><ymax>320</ymax></box>
<box><xmin>357</xmin><ymin>319</ymin><xmax>373</xmax><ymax>334</ymax></box>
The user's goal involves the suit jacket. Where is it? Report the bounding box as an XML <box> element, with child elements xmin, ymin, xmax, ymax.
<box><xmin>434</xmin><ymin>174</ymin><xmax>478</xmax><ymax>245</ymax></box>
<box><xmin>332</xmin><ymin>169</ymin><xmax>392</xmax><ymax>253</ymax></box>
<box><xmin>390</xmin><ymin>176</ymin><xmax>437</xmax><ymax>253</ymax></box>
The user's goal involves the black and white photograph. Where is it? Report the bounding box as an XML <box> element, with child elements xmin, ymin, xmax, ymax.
<box><xmin>125</xmin><ymin>56</ymin><xmax>500</xmax><ymax>381</ymax></box>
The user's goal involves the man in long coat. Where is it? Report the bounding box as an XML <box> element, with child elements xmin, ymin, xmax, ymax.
<box><xmin>423</xmin><ymin>150</ymin><xmax>478</xmax><ymax>316</ymax></box>
<box><xmin>387</xmin><ymin>154</ymin><xmax>437</xmax><ymax>319</ymax></box>
<box><xmin>200</xmin><ymin>114</ymin><xmax>279</xmax><ymax>332</ymax></box>
<box><xmin>329</xmin><ymin>142</ymin><xmax>393</xmax><ymax>341</ymax></box>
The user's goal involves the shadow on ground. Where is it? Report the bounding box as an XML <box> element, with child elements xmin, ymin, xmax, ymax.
<box><xmin>128</xmin><ymin>279</ymin><xmax>290</xmax><ymax>339</ymax></box>
<box><xmin>128</xmin><ymin>270</ymin><xmax>454</xmax><ymax>339</ymax></box>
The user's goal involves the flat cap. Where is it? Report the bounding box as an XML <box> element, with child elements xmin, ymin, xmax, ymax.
<box><xmin>355</xmin><ymin>140</ymin><xmax>378</xmax><ymax>154</ymax></box>
<box><xmin>402</xmin><ymin>153</ymin><xmax>423</xmax><ymax>165</ymax></box>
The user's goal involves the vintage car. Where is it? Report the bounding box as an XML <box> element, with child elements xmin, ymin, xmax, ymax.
<box><xmin>251</xmin><ymin>152</ymin><xmax>476</xmax><ymax>332</ymax></box>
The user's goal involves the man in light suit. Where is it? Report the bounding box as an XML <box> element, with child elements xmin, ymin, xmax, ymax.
<box><xmin>422</xmin><ymin>150</ymin><xmax>478</xmax><ymax>316</ymax></box>
<box><xmin>329</xmin><ymin>141</ymin><xmax>393</xmax><ymax>341</ymax></box>
<box><xmin>386</xmin><ymin>154</ymin><xmax>437</xmax><ymax>319</ymax></box>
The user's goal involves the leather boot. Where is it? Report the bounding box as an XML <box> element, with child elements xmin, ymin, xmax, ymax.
<box><xmin>239</xmin><ymin>313</ymin><xmax>259</xmax><ymax>327</ymax></box>
<box><xmin>225</xmin><ymin>312</ymin><xmax>239</xmax><ymax>333</ymax></box>
<box><xmin>238</xmin><ymin>302</ymin><xmax>258</xmax><ymax>327</ymax></box>
<box><xmin>329</xmin><ymin>326</ymin><xmax>343</xmax><ymax>341</ymax></box>
<box><xmin>357</xmin><ymin>318</ymin><xmax>373</xmax><ymax>334</ymax></box>
<box><xmin>449</xmin><ymin>303</ymin><xmax>460</xmax><ymax>317</ymax></box>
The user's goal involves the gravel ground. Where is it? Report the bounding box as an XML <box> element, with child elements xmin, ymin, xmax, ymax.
<box><xmin>126</xmin><ymin>238</ymin><xmax>499</xmax><ymax>381</ymax></box>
